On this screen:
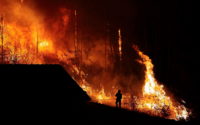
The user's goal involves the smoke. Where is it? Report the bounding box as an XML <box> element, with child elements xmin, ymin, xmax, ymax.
<box><xmin>0</xmin><ymin>0</ymin><xmax>147</xmax><ymax>101</ymax></box>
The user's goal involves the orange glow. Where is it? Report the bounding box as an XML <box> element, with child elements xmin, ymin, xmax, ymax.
<box><xmin>118</xmin><ymin>29</ymin><xmax>122</xmax><ymax>61</ymax></box>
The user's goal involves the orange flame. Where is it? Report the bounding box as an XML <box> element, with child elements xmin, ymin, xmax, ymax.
<box><xmin>133</xmin><ymin>45</ymin><xmax>191</xmax><ymax>120</ymax></box>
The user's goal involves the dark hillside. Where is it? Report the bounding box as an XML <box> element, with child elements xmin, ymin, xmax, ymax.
<box><xmin>0</xmin><ymin>65</ymin><xmax>196</xmax><ymax>125</ymax></box>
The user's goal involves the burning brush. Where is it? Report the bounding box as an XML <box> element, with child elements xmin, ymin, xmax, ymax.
<box><xmin>79</xmin><ymin>45</ymin><xmax>191</xmax><ymax>121</ymax></box>
<box><xmin>133</xmin><ymin>45</ymin><xmax>191</xmax><ymax>120</ymax></box>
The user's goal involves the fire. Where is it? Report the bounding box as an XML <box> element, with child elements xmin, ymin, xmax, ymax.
<box><xmin>80</xmin><ymin>83</ymin><xmax>116</xmax><ymax>105</ymax></box>
<box><xmin>38</xmin><ymin>40</ymin><xmax>54</xmax><ymax>53</ymax></box>
<box><xmin>39</xmin><ymin>41</ymin><xmax>49</xmax><ymax>48</ymax></box>
<box><xmin>0</xmin><ymin>0</ymin><xmax>191</xmax><ymax>121</ymax></box>
<box><xmin>0</xmin><ymin>0</ymin><xmax>70</xmax><ymax>64</ymax></box>
<box><xmin>133</xmin><ymin>45</ymin><xmax>191</xmax><ymax>120</ymax></box>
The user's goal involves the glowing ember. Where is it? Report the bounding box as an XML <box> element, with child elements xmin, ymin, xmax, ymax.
<box><xmin>118</xmin><ymin>29</ymin><xmax>122</xmax><ymax>61</ymax></box>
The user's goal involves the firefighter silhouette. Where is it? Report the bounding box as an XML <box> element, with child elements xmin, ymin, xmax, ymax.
<box><xmin>115</xmin><ymin>90</ymin><xmax>122</xmax><ymax>108</ymax></box>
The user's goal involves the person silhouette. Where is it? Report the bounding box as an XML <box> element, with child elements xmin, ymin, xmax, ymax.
<box><xmin>115</xmin><ymin>90</ymin><xmax>122</xmax><ymax>108</ymax></box>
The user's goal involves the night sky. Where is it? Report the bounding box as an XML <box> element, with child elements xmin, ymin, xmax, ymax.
<box><xmin>25</xmin><ymin>0</ymin><xmax>197</xmax><ymax>115</ymax></box>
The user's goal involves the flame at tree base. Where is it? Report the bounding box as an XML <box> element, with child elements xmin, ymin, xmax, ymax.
<box><xmin>133</xmin><ymin>45</ymin><xmax>191</xmax><ymax>121</ymax></box>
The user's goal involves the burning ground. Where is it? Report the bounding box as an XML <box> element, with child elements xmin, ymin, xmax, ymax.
<box><xmin>0</xmin><ymin>0</ymin><xmax>192</xmax><ymax>121</ymax></box>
